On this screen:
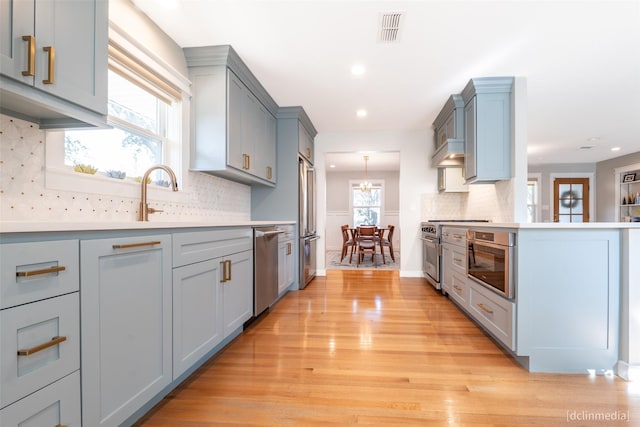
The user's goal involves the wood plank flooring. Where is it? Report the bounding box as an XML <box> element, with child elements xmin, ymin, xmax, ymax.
<box><xmin>136</xmin><ymin>271</ymin><xmax>639</xmax><ymax>426</ymax></box>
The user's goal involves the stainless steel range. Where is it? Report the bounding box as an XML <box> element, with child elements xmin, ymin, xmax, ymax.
<box><xmin>420</xmin><ymin>220</ymin><xmax>488</xmax><ymax>291</ymax></box>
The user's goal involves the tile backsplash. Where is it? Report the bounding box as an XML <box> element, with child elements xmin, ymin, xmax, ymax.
<box><xmin>421</xmin><ymin>182</ymin><xmax>514</xmax><ymax>223</ymax></box>
<box><xmin>0</xmin><ymin>114</ymin><xmax>251</xmax><ymax>222</ymax></box>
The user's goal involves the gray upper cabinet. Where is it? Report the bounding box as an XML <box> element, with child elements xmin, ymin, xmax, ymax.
<box><xmin>461</xmin><ymin>77</ymin><xmax>514</xmax><ymax>184</ymax></box>
<box><xmin>298</xmin><ymin>122</ymin><xmax>314</xmax><ymax>164</ymax></box>
<box><xmin>0</xmin><ymin>0</ymin><xmax>108</xmax><ymax>128</ymax></box>
<box><xmin>431</xmin><ymin>94</ymin><xmax>464</xmax><ymax>168</ymax></box>
<box><xmin>185</xmin><ymin>45</ymin><xmax>278</xmax><ymax>187</ymax></box>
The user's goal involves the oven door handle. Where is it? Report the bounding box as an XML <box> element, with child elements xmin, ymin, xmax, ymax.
<box><xmin>468</xmin><ymin>239</ymin><xmax>507</xmax><ymax>251</ymax></box>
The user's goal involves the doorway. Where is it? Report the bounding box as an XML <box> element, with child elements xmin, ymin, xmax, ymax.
<box><xmin>324</xmin><ymin>152</ymin><xmax>400</xmax><ymax>269</ymax></box>
<box><xmin>553</xmin><ymin>177</ymin><xmax>590</xmax><ymax>222</ymax></box>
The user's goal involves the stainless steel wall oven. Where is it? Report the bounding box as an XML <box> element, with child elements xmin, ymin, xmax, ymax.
<box><xmin>467</xmin><ymin>229</ymin><xmax>515</xmax><ymax>299</ymax></box>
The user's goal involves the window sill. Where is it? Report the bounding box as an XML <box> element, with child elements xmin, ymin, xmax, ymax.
<box><xmin>45</xmin><ymin>166</ymin><xmax>191</xmax><ymax>203</ymax></box>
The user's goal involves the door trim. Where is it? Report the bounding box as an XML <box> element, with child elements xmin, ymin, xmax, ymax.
<box><xmin>549</xmin><ymin>173</ymin><xmax>594</xmax><ymax>222</ymax></box>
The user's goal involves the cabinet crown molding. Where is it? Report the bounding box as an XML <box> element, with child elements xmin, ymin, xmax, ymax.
<box><xmin>184</xmin><ymin>45</ymin><xmax>278</xmax><ymax>116</ymax></box>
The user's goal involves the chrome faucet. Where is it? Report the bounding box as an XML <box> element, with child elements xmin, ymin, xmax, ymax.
<box><xmin>138</xmin><ymin>165</ymin><xmax>178</xmax><ymax>221</ymax></box>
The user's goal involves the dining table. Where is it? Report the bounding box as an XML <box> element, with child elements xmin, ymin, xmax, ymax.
<box><xmin>347</xmin><ymin>226</ymin><xmax>389</xmax><ymax>265</ymax></box>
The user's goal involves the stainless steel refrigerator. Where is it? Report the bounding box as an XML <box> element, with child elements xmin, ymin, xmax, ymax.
<box><xmin>299</xmin><ymin>157</ymin><xmax>318</xmax><ymax>288</ymax></box>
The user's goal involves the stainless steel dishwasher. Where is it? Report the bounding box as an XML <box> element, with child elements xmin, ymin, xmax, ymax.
<box><xmin>253</xmin><ymin>227</ymin><xmax>283</xmax><ymax>316</ymax></box>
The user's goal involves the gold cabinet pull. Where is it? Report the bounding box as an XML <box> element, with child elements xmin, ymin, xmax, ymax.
<box><xmin>477</xmin><ymin>303</ymin><xmax>494</xmax><ymax>315</ymax></box>
<box><xmin>56</xmin><ymin>425</ymin><xmax>68</xmax><ymax>427</ymax></box>
<box><xmin>453</xmin><ymin>285</ymin><xmax>462</xmax><ymax>292</ymax></box>
<box><xmin>16</xmin><ymin>265</ymin><xmax>66</xmax><ymax>277</ymax></box>
<box><xmin>242</xmin><ymin>154</ymin><xmax>250</xmax><ymax>170</ymax></box>
<box><xmin>266</xmin><ymin>166</ymin><xmax>273</xmax><ymax>180</ymax></box>
<box><xmin>112</xmin><ymin>241</ymin><xmax>161</xmax><ymax>249</ymax></box>
<box><xmin>21</xmin><ymin>35</ymin><xmax>35</xmax><ymax>76</ymax></box>
<box><xmin>220</xmin><ymin>260</ymin><xmax>232</xmax><ymax>283</ymax></box>
<box><xmin>306</xmin><ymin>147</ymin><xmax>311</xmax><ymax>159</ymax></box>
<box><xmin>286</xmin><ymin>242</ymin><xmax>292</xmax><ymax>255</ymax></box>
<box><xmin>18</xmin><ymin>336</ymin><xmax>67</xmax><ymax>356</ymax></box>
<box><xmin>43</xmin><ymin>46</ymin><xmax>55</xmax><ymax>84</ymax></box>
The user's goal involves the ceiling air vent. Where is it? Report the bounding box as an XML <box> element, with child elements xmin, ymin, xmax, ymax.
<box><xmin>379</xmin><ymin>11</ymin><xmax>404</xmax><ymax>43</ymax></box>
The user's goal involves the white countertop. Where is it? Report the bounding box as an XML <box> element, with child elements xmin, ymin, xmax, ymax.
<box><xmin>0</xmin><ymin>220</ymin><xmax>295</xmax><ymax>234</ymax></box>
<box><xmin>437</xmin><ymin>221</ymin><xmax>640</xmax><ymax>229</ymax></box>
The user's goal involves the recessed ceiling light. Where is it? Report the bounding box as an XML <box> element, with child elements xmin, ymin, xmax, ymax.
<box><xmin>351</xmin><ymin>64</ymin><xmax>366</xmax><ymax>76</ymax></box>
<box><xmin>356</xmin><ymin>109</ymin><xmax>367</xmax><ymax>118</ymax></box>
<box><xmin>329</xmin><ymin>164</ymin><xmax>336</xmax><ymax>168</ymax></box>
<box><xmin>611</xmin><ymin>147</ymin><xmax>621</xmax><ymax>151</ymax></box>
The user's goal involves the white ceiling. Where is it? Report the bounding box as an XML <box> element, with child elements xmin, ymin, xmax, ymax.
<box><xmin>133</xmin><ymin>0</ymin><xmax>640</xmax><ymax>165</ymax></box>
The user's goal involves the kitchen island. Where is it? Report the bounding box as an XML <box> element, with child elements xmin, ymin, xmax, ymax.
<box><xmin>438</xmin><ymin>221</ymin><xmax>639</xmax><ymax>379</ymax></box>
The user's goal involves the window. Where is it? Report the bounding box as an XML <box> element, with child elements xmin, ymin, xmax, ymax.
<box><xmin>64</xmin><ymin>67</ymin><xmax>178</xmax><ymax>182</ymax></box>
<box><xmin>352</xmin><ymin>183</ymin><xmax>383</xmax><ymax>227</ymax></box>
<box><xmin>527</xmin><ymin>178</ymin><xmax>539</xmax><ymax>223</ymax></box>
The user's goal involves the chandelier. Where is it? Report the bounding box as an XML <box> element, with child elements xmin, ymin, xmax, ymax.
<box><xmin>360</xmin><ymin>155</ymin><xmax>372</xmax><ymax>192</ymax></box>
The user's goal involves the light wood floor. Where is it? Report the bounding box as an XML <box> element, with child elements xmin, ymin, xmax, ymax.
<box><xmin>136</xmin><ymin>271</ymin><xmax>639</xmax><ymax>426</ymax></box>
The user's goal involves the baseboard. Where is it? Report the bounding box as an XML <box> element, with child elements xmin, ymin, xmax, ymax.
<box><xmin>617</xmin><ymin>360</ymin><xmax>640</xmax><ymax>381</ymax></box>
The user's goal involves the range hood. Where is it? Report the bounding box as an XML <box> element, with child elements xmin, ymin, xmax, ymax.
<box><xmin>431</xmin><ymin>139</ymin><xmax>464</xmax><ymax>167</ymax></box>
<box><xmin>431</xmin><ymin>94</ymin><xmax>465</xmax><ymax>168</ymax></box>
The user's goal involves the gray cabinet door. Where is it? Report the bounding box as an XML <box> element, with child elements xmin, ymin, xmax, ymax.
<box><xmin>172</xmin><ymin>259</ymin><xmax>223</xmax><ymax>379</ymax></box>
<box><xmin>222</xmin><ymin>250</ymin><xmax>253</xmax><ymax>337</ymax></box>
<box><xmin>0</xmin><ymin>0</ymin><xmax>35</xmax><ymax>83</ymax></box>
<box><xmin>81</xmin><ymin>235</ymin><xmax>172</xmax><ymax>427</ymax></box>
<box><xmin>464</xmin><ymin>97</ymin><xmax>477</xmax><ymax>181</ymax></box>
<box><xmin>1</xmin><ymin>0</ymin><xmax>107</xmax><ymax>115</ymax></box>
<box><xmin>227</xmin><ymin>69</ymin><xmax>246</xmax><ymax>172</ymax></box>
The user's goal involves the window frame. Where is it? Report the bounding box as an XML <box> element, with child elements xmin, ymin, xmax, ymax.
<box><xmin>44</xmin><ymin>24</ymin><xmax>192</xmax><ymax>203</ymax></box>
<box><xmin>349</xmin><ymin>179</ymin><xmax>385</xmax><ymax>227</ymax></box>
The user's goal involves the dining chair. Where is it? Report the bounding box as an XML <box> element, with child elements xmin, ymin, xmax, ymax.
<box><xmin>356</xmin><ymin>226</ymin><xmax>378</xmax><ymax>267</ymax></box>
<box><xmin>379</xmin><ymin>225</ymin><xmax>395</xmax><ymax>262</ymax></box>
<box><xmin>340</xmin><ymin>224</ymin><xmax>356</xmax><ymax>262</ymax></box>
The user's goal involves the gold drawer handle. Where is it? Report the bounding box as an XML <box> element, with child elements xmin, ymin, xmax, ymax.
<box><xmin>56</xmin><ymin>425</ymin><xmax>68</xmax><ymax>427</ymax></box>
<box><xmin>18</xmin><ymin>336</ymin><xmax>67</xmax><ymax>356</ymax></box>
<box><xmin>43</xmin><ymin>46</ymin><xmax>55</xmax><ymax>84</ymax></box>
<box><xmin>267</xmin><ymin>166</ymin><xmax>273</xmax><ymax>180</ymax></box>
<box><xmin>453</xmin><ymin>285</ymin><xmax>462</xmax><ymax>292</ymax></box>
<box><xmin>17</xmin><ymin>266</ymin><xmax>66</xmax><ymax>277</ymax></box>
<box><xmin>477</xmin><ymin>303</ymin><xmax>494</xmax><ymax>315</ymax></box>
<box><xmin>242</xmin><ymin>154</ymin><xmax>250</xmax><ymax>170</ymax></box>
<box><xmin>306</xmin><ymin>147</ymin><xmax>311</xmax><ymax>159</ymax></box>
<box><xmin>287</xmin><ymin>242</ymin><xmax>292</xmax><ymax>255</ymax></box>
<box><xmin>453</xmin><ymin>257</ymin><xmax>463</xmax><ymax>263</ymax></box>
<box><xmin>220</xmin><ymin>260</ymin><xmax>232</xmax><ymax>283</ymax></box>
<box><xmin>22</xmin><ymin>35</ymin><xmax>35</xmax><ymax>76</ymax></box>
<box><xmin>112</xmin><ymin>241</ymin><xmax>161</xmax><ymax>249</ymax></box>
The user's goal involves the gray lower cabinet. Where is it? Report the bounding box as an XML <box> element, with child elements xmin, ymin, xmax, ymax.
<box><xmin>0</xmin><ymin>0</ymin><xmax>108</xmax><ymax>128</ymax></box>
<box><xmin>440</xmin><ymin>226</ymin><xmax>515</xmax><ymax>351</ymax></box>
<box><xmin>186</xmin><ymin>46</ymin><xmax>277</xmax><ymax>186</ymax></box>
<box><xmin>461</xmin><ymin>77</ymin><xmax>514</xmax><ymax>183</ymax></box>
<box><xmin>172</xmin><ymin>228</ymin><xmax>253</xmax><ymax>379</ymax></box>
<box><xmin>80</xmin><ymin>235</ymin><xmax>172</xmax><ymax>427</ymax></box>
<box><xmin>0</xmin><ymin>239</ymin><xmax>80</xmax><ymax>427</ymax></box>
<box><xmin>277</xmin><ymin>226</ymin><xmax>295</xmax><ymax>295</ymax></box>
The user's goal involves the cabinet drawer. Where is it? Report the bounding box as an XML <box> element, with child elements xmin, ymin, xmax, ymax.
<box><xmin>0</xmin><ymin>240</ymin><xmax>79</xmax><ymax>309</ymax></box>
<box><xmin>1</xmin><ymin>293</ymin><xmax>80</xmax><ymax>408</ymax></box>
<box><xmin>173</xmin><ymin>228</ymin><xmax>252</xmax><ymax>267</ymax></box>
<box><xmin>448</xmin><ymin>272</ymin><xmax>469</xmax><ymax>308</ymax></box>
<box><xmin>0</xmin><ymin>370</ymin><xmax>80</xmax><ymax>426</ymax></box>
<box><xmin>444</xmin><ymin>246</ymin><xmax>466</xmax><ymax>276</ymax></box>
<box><xmin>277</xmin><ymin>225</ymin><xmax>295</xmax><ymax>242</ymax></box>
<box><xmin>468</xmin><ymin>281</ymin><xmax>515</xmax><ymax>350</ymax></box>
<box><xmin>441</xmin><ymin>228</ymin><xmax>466</xmax><ymax>247</ymax></box>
